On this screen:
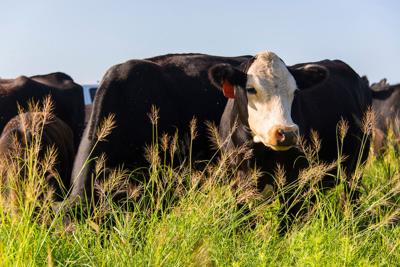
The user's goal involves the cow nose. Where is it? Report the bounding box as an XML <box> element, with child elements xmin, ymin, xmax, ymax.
<box><xmin>274</xmin><ymin>126</ymin><xmax>299</xmax><ymax>147</ymax></box>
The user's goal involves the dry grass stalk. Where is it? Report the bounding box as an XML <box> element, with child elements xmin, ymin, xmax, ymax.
<box><xmin>144</xmin><ymin>144</ymin><xmax>160</xmax><ymax>168</ymax></box>
<box><xmin>169</xmin><ymin>131</ymin><xmax>179</xmax><ymax>161</ymax></box>
<box><xmin>338</xmin><ymin>117</ymin><xmax>349</xmax><ymax>143</ymax></box>
<box><xmin>298</xmin><ymin>161</ymin><xmax>337</xmax><ymax>187</ymax></box>
<box><xmin>160</xmin><ymin>133</ymin><xmax>169</xmax><ymax>153</ymax></box>
<box><xmin>0</xmin><ymin>98</ymin><xmax>64</xmax><ymax>220</ymax></box>
<box><xmin>235</xmin><ymin>168</ymin><xmax>262</xmax><ymax>205</ymax></box>
<box><xmin>42</xmin><ymin>146</ymin><xmax>57</xmax><ymax>176</ymax></box>
<box><xmin>274</xmin><ymin>164</ymin><xmax>286</xmax><ymax>189</ymax></box>
<box><xmin>362</xmin><ymin>106</ymin><xmax>375</xmax><ymax>135</ymax></box>
<box><xmin>369</xmin><ymin>208</ymin><xmax>400</xmax><ymax>230</ymax></box>
<box><xmin>95</xmin><ymin>153</ymin><xmax>107</xmax><ymax>176</ymax></box>
<box><xmin>127</xmin><ymin>184</ymin><xmax>143</xmax><ymax>201</ymax></box>
<box><xmin>205</xmin><ymin>121</ymin><xmax>222</xmax><ymax>151</ymax></box>
<box><xmin>96</xmin><ymin>113</ymin><xmax>116</xmax><ymax>142</ymax></box>
<box><xmin>298</xmin><ymin>135</ymin><xmax>318</xmax><ymax>165</ymax></box>
<box><xmin>310</xmin><ymin>129</ymin><xmax>321</xmax><ymax>154</ymax></box>
<box><xmin>189</xmin><ymin>117</ymin><xmax>198</xmax><ymax>141</ymax></box>
<box><xmin>95</xmin><ymin>166</ymin><xmax>129</xmax><ymax>202</ymax></box>
<box><xmin>148</xmin><ymin>105</ymin><xmax>159</xmax><ymax>126</ymax></box>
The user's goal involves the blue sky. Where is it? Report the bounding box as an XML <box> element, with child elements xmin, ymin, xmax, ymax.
<box><xmin>1</xmin><ymin>0</ymin><xmax>399</xmax><ymax>84</ymax></box>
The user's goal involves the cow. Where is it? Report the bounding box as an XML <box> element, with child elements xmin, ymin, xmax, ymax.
<box><xmin>68</xmin><ymin>53</ymin><xmax>251</xmax><ymax>205</ymax></box>
<box><xmin>0</xmin><ymin>72</ymin><xmax>85</xmax><ymax>151</ymax></box>
<box><xmin>208</xmin><ymin>51</ymin><xmax>372</xmax><ymax>232</ymax></box>
<box><xmin>369</xmin><ymin>78</ymin><xmax>400</xmax><ymax>154</ymax></box>
<box><xmin>0</xmin><ymin>112</ymin><xmax>75</xmax><ymax>200</ymax></box>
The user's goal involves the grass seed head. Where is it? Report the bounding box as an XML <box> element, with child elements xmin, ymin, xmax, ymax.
<box><xmin>274</xmin><ymin>164</ymin><xmax>286</xmax><ymax>189</ymax></box>
<box><xmin>189</xmin><ymin>117</ymin><xmax>198</xmax><ymax>141</ymax></box>
<box><xmin>148</xmin><ymin>105</ymin><xmax>159</xmax><ymax>126</ymax></box>
<box><xmin>205</xmin><ymin>120</ymin><xmax>222</xmax><ymax>150</ymax></box>
<box><xmin>96</xmin><ymin>113</ymin><xmax>116</xmax><ymax>142</ymax></box>
<box><xmin>144</xmin><ymin>144</ymin><xmax>160</xmax><ymax>168</ymax></box>
<box><xmin>338</xmin><ymin>117</ymin><xmax>349</xmax><ymax>142</ymax></box>
<box><xmin>362</xmin><ymin>106</ymin><xmax>375</xmax><ymax>135</ymax></box>
<box><xmin>160</xmin><ymin>133</ymin><xmax>169</xmax><ymax>152</ymax></box>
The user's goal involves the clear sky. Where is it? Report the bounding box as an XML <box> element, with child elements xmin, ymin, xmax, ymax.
<box><xmin>1</xmin><ymin>0</ymin><xmax>399</xmax><ymax>84</ymax></box>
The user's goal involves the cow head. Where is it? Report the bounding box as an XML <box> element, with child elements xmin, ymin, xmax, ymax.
<box><xmin>371</xmin><ymin>78</ymin><xmax>389</xmax><ymax>91</ymax></box>
<box><xmin>209</xmin><ymin>51</ymin><xmax>300</xmax><ymax>151</ymax></box>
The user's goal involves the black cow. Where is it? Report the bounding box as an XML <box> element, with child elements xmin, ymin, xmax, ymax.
<box><xmin>208</xmin><ymin>51</ymin><xmax>372</xmax><ymax>232</ymax></box>
<box><xmin>370</xmin><ymin>78</ymin><xmax>400</xmax><ymax>153</ymax></box>
<box><xmin>0</xmin><ymin>72</ymin><xmax>85</xmax><ymax>151</ymax></box>
<box><xmin>0</xmin><ymin>112</ymin><xmax>75</xmax><ymax>200</ymax></box>
<box><xmin>69</xmin><ymin>53</ymin><xmax>251</xmax><ymax>203</ymax></box>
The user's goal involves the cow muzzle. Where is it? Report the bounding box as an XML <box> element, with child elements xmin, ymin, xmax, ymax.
<box><xmin>254</xmin><ymin>125</ymin><xmax>299</xmax><ymax>151</ymax></box>
<box><xmin>274</xmin><ymin>125</ymin><xmax>299</xmax><ymax>146</ymax></box>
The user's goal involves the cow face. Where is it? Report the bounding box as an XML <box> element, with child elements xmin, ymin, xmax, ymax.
<box><xmin>209</xmin><ymin>51</ymin><xmax>299</xmax><ymax>151</ymax></box>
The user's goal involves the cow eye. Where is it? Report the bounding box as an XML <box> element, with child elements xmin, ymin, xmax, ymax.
<box><xmin>246</xmin><ymin>87</ymin><xmax>257</xmax><ymax>94</ymax></box>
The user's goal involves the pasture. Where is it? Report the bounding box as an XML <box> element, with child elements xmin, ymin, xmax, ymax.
<box><xmin>1</xmin><ymin>1</ymin><xmax>398</xmax><ymax>266</ymax></box>
<box><xmin>0</xmin><ymin>103</ymin><xmax>399</xmax><ymax>266</ymax></box>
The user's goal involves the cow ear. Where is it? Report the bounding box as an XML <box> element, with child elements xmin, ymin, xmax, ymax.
<box><xmin>288</xmin><ymin>64</ymin><xmax>329</xmax><ymax>90</ymax></box>
<box><xmin>371</xmin><ymin>78</ymin><xmax>389</xmax><ymax>91</ymax></box>
<box><xmin>209</xmin><ymin>63</ymin><xmax>246</xmax><ymax>98</ymax></box>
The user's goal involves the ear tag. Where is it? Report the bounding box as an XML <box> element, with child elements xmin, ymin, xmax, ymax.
<box><xmin>222</xmin><ymin>80</ymin><xmax>235</xmax><ymax>98</ymax></box>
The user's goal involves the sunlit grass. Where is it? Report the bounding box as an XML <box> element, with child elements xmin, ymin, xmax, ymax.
<box><xmin>0</xmin><ymin>104</ymin><xmax>399</xmax><ymax>266</ymax></box>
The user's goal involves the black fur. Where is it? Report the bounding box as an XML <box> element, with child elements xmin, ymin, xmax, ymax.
<box><xmin>370</xmin><ymin>79</ymin><xmax>400</xmax><ymax>153</ymax></box>
<box><xmin>208</xmin><ymin>63</ymin><xmax>247</xmax><ymax>89</ymax></box>
<box><xmin>69</xmin><ymin>53</ymin><xmax>252</xmax><ymax>204</ymax></box>
<box><xmin>0</xmin><ymin>73</ymin><xmax>85</xmax><ymax>152</ymax></box>
<box><xmin>288</xmin><ymin>63</ymin><xmax>329</xmax><ymax>90</ymax></box>
<box><xmin>0</xmin><ymin>113</ymin><xmax>75</xmax><ymax>200</ymax></box>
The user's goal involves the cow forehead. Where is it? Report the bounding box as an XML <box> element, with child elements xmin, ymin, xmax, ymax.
<box><xmin>246</xmin><ymin>51</ymin><xmax>296</xmax><ymax>92</ymax></box>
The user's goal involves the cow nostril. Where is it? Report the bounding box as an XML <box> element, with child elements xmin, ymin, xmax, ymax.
<box><xmin>274</xmin><ymin>127</ymin><xmax>300</xmax><ymax>146</ymax></box>
<box><xmin>276</xmin><ymin>129</ymin><xmax>285</xmax><ymax>142</ymax></box>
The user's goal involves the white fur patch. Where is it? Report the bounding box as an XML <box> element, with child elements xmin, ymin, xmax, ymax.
<box><xmin>246</xmin><ymin>51</ymin><xmax>298</xmax><ymax>149</ymax></box>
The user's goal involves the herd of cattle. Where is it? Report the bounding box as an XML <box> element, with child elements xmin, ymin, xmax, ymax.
<box><xmin>0</xmin><ymin>51</ymin><xmax>399</xmax><ymax>230</ymax></box>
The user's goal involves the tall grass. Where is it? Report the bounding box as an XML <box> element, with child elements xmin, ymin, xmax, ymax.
<box><xmin>0</xmin><ymin>103</ymin><xmax>399</xmax><ymax>266</ymax></box>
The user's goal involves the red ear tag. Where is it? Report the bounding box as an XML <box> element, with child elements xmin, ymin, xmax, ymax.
<box><xmin>222</xmin><ymin>80</ymin><xmax>235</xmax><ymax>98</ymax></box>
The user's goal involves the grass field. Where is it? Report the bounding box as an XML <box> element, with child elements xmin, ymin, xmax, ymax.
<box><xmin>0</xmin><ymin>105</ymin><xmax>399</xmax><ymax>266</ymax></box>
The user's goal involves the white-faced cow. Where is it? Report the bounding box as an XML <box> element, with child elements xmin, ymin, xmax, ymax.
<box><xmin>209</xmin><ymin>51</ymin><xmax>372</xmax><ymax>232</ymax></box>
